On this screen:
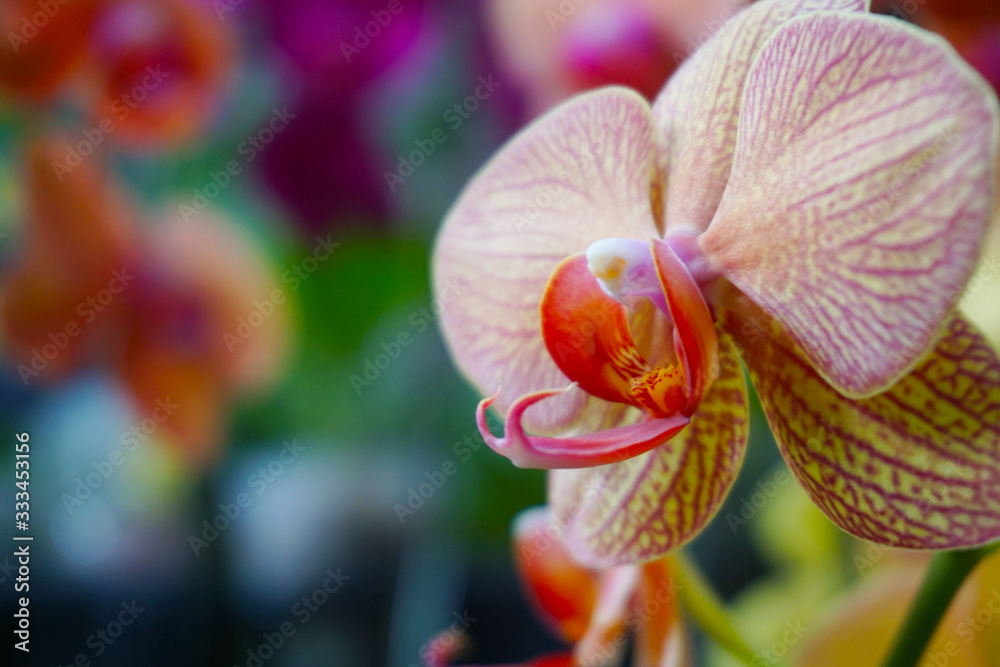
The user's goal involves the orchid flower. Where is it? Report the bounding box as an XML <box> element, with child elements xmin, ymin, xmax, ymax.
<box><xmin>434</xmin><ymin>0</ymin><xmax>1000</xmax><ymax>566</ymax></box>
<box><xmin>424</xmin><ymin>507</ymin><xmax>689</xmax><ymax>667</ymax></box>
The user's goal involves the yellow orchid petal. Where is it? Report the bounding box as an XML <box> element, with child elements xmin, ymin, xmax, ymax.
<box><xmin>726</xmin><ymin>290</ymin><xmax>1000</xmax><ymax>549</ymax></box>
<box><xmin>548</xmin><ymin>334</ymin><xmax>748</xmax><ymax>566</ymax></box>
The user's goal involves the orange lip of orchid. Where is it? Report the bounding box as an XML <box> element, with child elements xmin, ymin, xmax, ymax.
<box><xmin>476</xmin><ymin>237</ymin><xmax>719</xmax><ymax>469</ymax></box>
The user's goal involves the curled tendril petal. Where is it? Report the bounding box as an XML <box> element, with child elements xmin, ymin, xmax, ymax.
<box><xmin>476</xmin><ymin>386</ymin><xmax>690</xmax><ymax>470</ymax></box>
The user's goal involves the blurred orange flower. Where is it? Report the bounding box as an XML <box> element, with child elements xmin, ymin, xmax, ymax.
<box><xmin>0</xmin><ymin>0</ymin><xmax>234</xmax><ymax>148</ymax></box>
<box><xmin>85</xmin><ymin>0</ymin><xmax>235</xmax><ymax>147</ymax></box>
<box><xmin>0</xmin><ymin>136</ymin><xmax>290</xmax><ymax>465</ymax></box>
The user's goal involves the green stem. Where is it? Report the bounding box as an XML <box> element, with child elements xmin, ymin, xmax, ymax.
<box><xmin>668</xmin><ymin>551</ymin><xmax>760</xmax><ymax>666</ymax></box>
<box><xmin>880</xmin><ymin>544</ymin><xmax>999</xmax><ymax>667</ymax></box>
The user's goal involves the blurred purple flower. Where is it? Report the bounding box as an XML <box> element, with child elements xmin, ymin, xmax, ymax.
<box><xmin>261</xmin><ymin>99</ymin><xmax>391</xmax><ymax>232</ymax></box>
<box><xmin>252</xmin><ymin>0</ymin><xmax>434</xmax><ymax>231</ymax></box>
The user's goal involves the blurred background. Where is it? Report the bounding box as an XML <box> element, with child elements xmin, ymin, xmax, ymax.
<box><xmin>0</xmin><ymin>0</ymin><xmax>997</xmax><ymax>665</ymax></box>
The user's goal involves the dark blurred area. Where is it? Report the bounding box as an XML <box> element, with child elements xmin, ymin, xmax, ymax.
<box><xmin>0</xmin><ymin>0</ymin><xmax>997</xmax><ymax>666</ymax></box>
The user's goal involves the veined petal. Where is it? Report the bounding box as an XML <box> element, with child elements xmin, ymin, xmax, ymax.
<box><xmin>434</xmin><ymin>87</ymin><xmax>662</xmax><ymax>435</ymax></box>
<box><xmin>703</xmin><ymin>12</ymin><xmax>1000</xmax><ymax>397</ymax></box>
<box><xmin>548</xmin><ymin>335</ymin><xmax>748</xmax><ymax>566</ymax></box>
<box><xmin>725</xmin><ymin>293</ymin><xmax>1000</xmax><ymax>550</ymax></box>
<box><xmin>652</xmin><ymin>0</ymin><xmax>865</xmax><ymax>234</ymax></box>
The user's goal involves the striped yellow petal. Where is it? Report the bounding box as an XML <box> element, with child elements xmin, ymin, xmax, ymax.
<box><xmin>547</xmin><ymin>334</ymin><xmax>748</xmax><ymax>566</ymax></box>
<box><xmin>725</xmin><ymin>291</ymin><xmax>1000</xmax><ymax>549</ymax></box>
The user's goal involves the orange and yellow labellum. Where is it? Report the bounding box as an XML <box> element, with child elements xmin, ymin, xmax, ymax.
<box><xmin>476</xmin><ymin>237</ymin><xmax>719</xmax><ymax>470</ymax></box>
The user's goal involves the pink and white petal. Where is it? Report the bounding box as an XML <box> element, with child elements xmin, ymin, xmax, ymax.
<box><xmin>652</xmin><ymin>0</ymin><xmax>865</xmax><ymax>235</ymax></box>
<box><xmin>548</xmin><ymin>334</ymin><xmax>748</xmax><ymax>567</ymax></box>
<box><xmin>703</xmin><ymin>12</ymin><xmax>1000</xmax><ymax>398</ymax></box>
<box><xmin>725</xmin><ymin>294</ymin><xmax>1000</xmax><ymax>550</ymax></box>
<box><xmin>434</xmin><ymin>87</ymin><xmax>662</xmax><ymax>435</ymax></box>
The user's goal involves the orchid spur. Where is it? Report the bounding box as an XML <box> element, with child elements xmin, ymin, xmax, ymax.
<box><xmin>435</xmin><ymin>0</ymin><xmax>1000</xmax><ymax>566</ymax></box>
<box><xmin>424</xmin><ymin>507</ymin><xmax>689</xmax><ymax>667</ymax></box>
